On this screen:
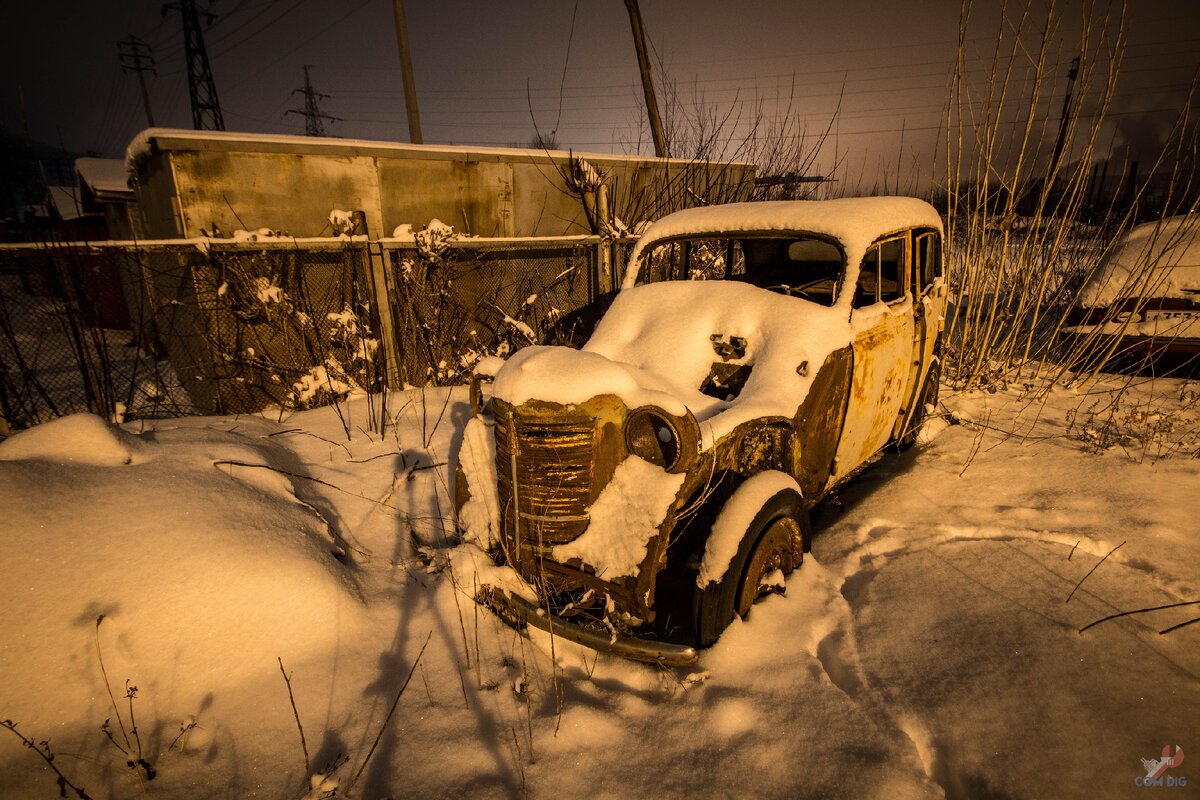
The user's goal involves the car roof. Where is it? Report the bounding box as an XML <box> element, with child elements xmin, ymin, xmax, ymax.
<box><xmin>625</xmin><ymin>196</ymin><xmax>943</xmax><ymax>287</ymax></box>
<box><xmin>1079</xmin><ymin>215</ymin><xmax>1200</xmax><ymax>307</ymax></box>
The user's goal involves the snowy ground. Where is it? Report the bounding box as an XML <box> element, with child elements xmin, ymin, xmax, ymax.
<box><xmin>1</xmin><ymin>375</ymin><xmax>1198</xmax><ymax>799</ymax></box>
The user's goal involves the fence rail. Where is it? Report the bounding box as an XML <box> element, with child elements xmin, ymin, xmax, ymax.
<box><xmin>0</xmin><ymin>235</ymin><xmax>630</xmax><ymax>430</ymax></box>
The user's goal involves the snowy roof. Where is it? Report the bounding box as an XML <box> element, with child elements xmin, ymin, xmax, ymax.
<box><xmin>46</xmin><ymin>186</ymin><xmax>84</xmax><ymax>220</ymax></box>
<box><xmin>125</xmin><ymin>128</ymin><xmax>753</xmax><ymax>174</ymax></box>
<box><xmin>625</xmin><ymin>196</ymin><xmax>943</xmax><ymax>287</ymax></box>
<box><xmin>76</xmin><ymin>157</ymin><xmax>133</xmax><ymax>198</ymax></box>
<box><xmin>1079</xmin><ymin>215</ymin><xmax>1200</xmax><ymax>307</ymax></box>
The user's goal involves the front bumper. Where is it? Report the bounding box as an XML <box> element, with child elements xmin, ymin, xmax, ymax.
<box><xmin>481</xmin><ymin>587</ymin><xmax>699</xmax><ymax>667</ymax></box>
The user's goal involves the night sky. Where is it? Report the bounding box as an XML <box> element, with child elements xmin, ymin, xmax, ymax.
<box><xmin>2</xmin><ymin>0</ymin><xmax>1197</xmax><ymax>191</ymax></box>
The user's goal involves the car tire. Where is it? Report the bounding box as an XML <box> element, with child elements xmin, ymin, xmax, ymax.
<box><xmin>897</xmin><ymin>356</ymin><xmax>941</xmax><ymax>451</ymax></box>
<box><xmin>694</xmin><ymin>488</ymin><xmax>808</xmax><ymax>648</ymax></box>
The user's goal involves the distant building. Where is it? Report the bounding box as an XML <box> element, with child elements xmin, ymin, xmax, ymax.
<box><xmin>125</xmin><ymin>129</ymin><xmax>756</xmax><ymax>240</ymax></box>
<box><xmin>31</xmin><ymin>185</ymin><xmax>105</xmax><ymax>241</ymax></box>
<box><xmin>76</xmin><ymin>158</ymin><xmax>138</xmax><ymax>239</ymax></box>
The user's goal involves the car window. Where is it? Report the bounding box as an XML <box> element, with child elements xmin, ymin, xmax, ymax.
<box><xmin>638</xmin><ymin>235</ymin><xmax>841</xmax><ymax>306</ymax></box>
<box><xmin>640</xmin><ymin>238</ymin><xmax>745</xmax><ymax>283</ymax></box>
<box><xmin>644</xmin><ymin>241</ymin><xmax>682</xmax><ymax>283</ymax></box>
<box><xmin>879</xmin><ymin>237</ymin><xmax>905</xmax><ymax>302</ymax></box>
<box><xmin>914</xmin><ymin>231</ymin><xmax>941</xmax><ymax>294</ymax></box>
<box><xmin>739</xmin><ymin>236</ymin><xmax>843</xmax><ymax>306</ymax></box>
<box><xmin>686</xmin><ymin>238</ymin><xmax>744</xmax><ymax>280</ymax></box>
<box><xmin>855</xmin><ymin>247</ymin><xmax>880</xmax><ymax>307</ymax></box>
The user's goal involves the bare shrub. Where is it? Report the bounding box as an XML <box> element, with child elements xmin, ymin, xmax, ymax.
<box><xmin>941</xmin><ymin>0</ymin><xmax>1200</xmax><ymax>390</ymax></box>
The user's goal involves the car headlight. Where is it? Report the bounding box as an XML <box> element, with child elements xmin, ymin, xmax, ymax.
<box><xmin>624</xmin><ymin>407</ymin><xmax>698</xmax><ymax>473</ymax></box>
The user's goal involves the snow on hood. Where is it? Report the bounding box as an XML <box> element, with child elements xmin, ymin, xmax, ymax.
<box><xmin>490</xmin><ymin>344</ymin><xmax>696</xmax><ymax>416</ymax></box>
<box><xmin>624</xmin><ymin>197</ymin><xmax>943</xmax><ymax>297</ymax></box>
<box><xmin>1078</xmin><ymin>216</ymin><xmax>1200</xmax><ymax>307</ymax></box>
<box><xmin>492</xmin><ymin>281</ymin><xmax>850</xmax><ymax>448</ymax></box>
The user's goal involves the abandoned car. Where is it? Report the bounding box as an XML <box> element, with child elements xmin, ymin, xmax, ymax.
<box><xmin>453</xmin><ymin>196</ymin><xmax>947</xmax><ymax>665</ymax></box>
<box><xmin>1061</xmin><ymin>215</ymin><xmax>1200</xmax><ymax>365</ymax></box>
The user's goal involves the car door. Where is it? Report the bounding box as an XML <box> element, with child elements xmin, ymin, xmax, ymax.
<box><xmin>830</xmin><ymin>235</ymin><xmax>915</xmax><ymax>483</ymax></box>
<box><xmin>894</xmin><ymin>229</ymin><xmax>947</xmax><ymax>438</ymax></box>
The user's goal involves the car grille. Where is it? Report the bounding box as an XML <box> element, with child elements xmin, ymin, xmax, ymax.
<box><xmin>493</xmin><ymin>402</ymin><xmax>594</xmax><ymax>562</ymax></box>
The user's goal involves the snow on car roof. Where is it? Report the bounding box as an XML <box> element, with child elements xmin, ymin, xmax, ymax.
<box><xmin>624</xmin><ymin>196</ymin><xmax>943</xmax><ymax>287</ymax></box>
<box><xmin>1078</xmin><ymin>215</ymin><xmax>1200</xmax><ymax>307</ymax></box>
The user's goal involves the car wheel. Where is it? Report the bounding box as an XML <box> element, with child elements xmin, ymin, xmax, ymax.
<box><xmin>897</xmin><ymin>357</ymin><xmax>941</xmax><ymax>451</ymax></box>
<box><xmin>694</xmin><ymin>489</ymin><xmax>807</xmax><ymax>647</ymax></box>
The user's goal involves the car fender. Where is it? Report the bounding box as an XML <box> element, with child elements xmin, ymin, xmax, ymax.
<box><xmin>696</xmin><ymin>471</ymin><xmax>806</xmax><ymax>589</ymax></box>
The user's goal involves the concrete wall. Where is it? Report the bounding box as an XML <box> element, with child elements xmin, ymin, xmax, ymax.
<box><xmin>136</xmin><ymin>154</ymin><xmax>186</xmax><ymax>238</ymax></box>
<box><xmin>130</xmin><ymin>132</ymin><xmax>756</xmax><ymax>239</ymax></box>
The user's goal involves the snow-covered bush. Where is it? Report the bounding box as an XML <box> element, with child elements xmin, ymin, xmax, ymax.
<box><xmin>199</xmin><ymin>245</ymin><xmax>382</xmax><ymax>417</ymax></box>
<box><xmin>390</xmin><ymin>221</ymin><xmax>586</xmax><ymax>386</ymax></box>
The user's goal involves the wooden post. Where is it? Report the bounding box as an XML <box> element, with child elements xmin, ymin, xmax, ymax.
<box><xmin>368</xmin><ymin>240</ymin><xmax>405</xmax><ymax>391</ymax></box>
<box><xmin>118</xmin><ymin>36</ymin><xmax>156</xmax><ymax>127</ymax></box>
<box><xmin>392</xmin><ymin>0</ymin><xmax>423</xmax><ymax>144</ymax></box>
<box><xmin>358</xmin><ymin>206</ymin><xmax>402</xmax><ymax>390</ymax></box>
<box><xmin>597</xmin><ymin>182</ymin><xmax>613</xmax><ymax>293</ymax></box>
<box><xmin>624</xmin><ymin>0</ymin><xmax>667</xmax><ymax>158</ymax></box>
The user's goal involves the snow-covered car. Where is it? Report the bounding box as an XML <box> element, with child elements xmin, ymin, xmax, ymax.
<box><xmin>453</xmin><ymin>197</ymin><xmax>947</xmax><ymax>665</ymax></box>
<box><xmin>1060</xmin><ymin>215</ymin><xmax>1200</xmax><ymax>365</ymax></box>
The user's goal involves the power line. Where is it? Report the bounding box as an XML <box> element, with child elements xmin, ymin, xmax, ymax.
<box><xmin>285</xmin><ymin>65</ymin><xmax>339</xmax><ymax>136</ymax></box>
<box><xmin>223</xmin><ymin>0</ymin><xmax>374</xmax><ymax>93</ymax></box>
<box><xmin>206</xmin><ymin>0</ymin><xmax>312</xmax><ymax>60</ymax></box>
<box><xmin>93</xmin><ymin>58</ymin><xmax>125</xmax><ymax>153</ymax></box>
<box><xmin>118</xmin><ymin>35</ymin><xmax>157</xmax><ymax>128</ymax></box>
<box><xmin>163</xmin><ymin>0</ymin><xmax>225</xmax><ymax>131</ymax></box>
<box><xmin>325</xmin><ymin>44</ymin><xmax>1197</xmax><ymax>107</ymax></box>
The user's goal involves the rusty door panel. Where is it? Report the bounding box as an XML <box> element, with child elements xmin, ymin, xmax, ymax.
<box><xmin>834</xmin><ymin>305</ymin><xmax>915</xmax><ymax>481</ymax></box>
<box><xmin>793</xmin><ymin>346</ymin><xmax>852</xmax><ymax>498</ymax></box>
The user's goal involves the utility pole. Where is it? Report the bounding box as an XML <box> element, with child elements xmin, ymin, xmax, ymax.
<box><xmin>1048</xmin><ymin>55</ymin><xmax>1080</xmax><ymax>183</ymax></box>
<box><xmin>391</xmin><ymin>0</ymin><xmax>422</xmax><ymax>144</ymax></box>
<box><xmin>623</xmin><ymin>0</ymin><xmax>667</xmax><ymax>158</ymax></box>
<box><xmin>286</xmin><ymin>65</ymin><xmax>339</xmax><ymax>137</ymax></box>
<box><xmin>163</xmin><ymin>0</ymin><xmax>225</xmax><ymax>131</ymax></box>
<box><xmin>118</xmin><ymin>36</ymin><xmax>157</xmax><ymax>128</ymax></box>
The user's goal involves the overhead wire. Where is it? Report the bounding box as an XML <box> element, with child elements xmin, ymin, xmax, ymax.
<box><xmin>126</xmin><ymin>1</ymin><xmax>1197</xmax><ymax>157</ymax></box>
<box><xmin>222</xmin><ymin>0</ymin><xmax>374</xmax><ymax>93</ymax></box>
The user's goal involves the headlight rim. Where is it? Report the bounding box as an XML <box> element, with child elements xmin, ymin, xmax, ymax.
<box><xmin>624</xmin><ymin>405</ymin><xmax>699</xmax><ymax>474</ymax></box>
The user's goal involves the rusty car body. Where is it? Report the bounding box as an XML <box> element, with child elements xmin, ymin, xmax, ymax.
<box><xmin>453</xmin><ymin>197</ymin><xmax>947</xmax><ymax>664</ymax></box>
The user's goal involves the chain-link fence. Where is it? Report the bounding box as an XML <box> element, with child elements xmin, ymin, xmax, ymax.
<box><xmin>382</xmin><ymin>236</ymin><xmax>602</xmax><ymax>385</ymax></box>
<box><xmin>1</xmin><ymin>235</ymin><xmax>624</xmax><ymax>430</ymax></box>
<box><xmin>156</xmin><ymin>241</ymin><xmax>383</xmax><ymax>416</ymax></box>
<box><xmin>0</xmin><ymin>243</ymin><xmax>192</xmax><ymax>430</ymax></box>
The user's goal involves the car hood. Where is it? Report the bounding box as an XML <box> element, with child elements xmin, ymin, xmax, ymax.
<box><xmin>491</xmin><ymin>281</ymin><xmax>854</xmax><ymax>448</ymax></box>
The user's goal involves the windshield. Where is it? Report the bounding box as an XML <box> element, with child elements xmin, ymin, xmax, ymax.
<box><xmin>636</xmin><ymin>234</ymin><xmax>845</xmax><ymax>306</ymax></box>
